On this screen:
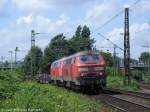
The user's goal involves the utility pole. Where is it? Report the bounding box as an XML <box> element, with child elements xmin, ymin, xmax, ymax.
<box><xmin>141</xmin><ymin>43</ymin><xmax>150</xmax><ymax>73</ymax></box>
<box><xmin>31</xmin><ymin>30</ymin><xmax>35</xmax><ymax>47</ymax></box>
<box><xmin>15</xmin><ymin>47</ymin><xmax>19</xmax><ymax>67</ymax></box>
<box><xmin>113</xmin><ymin>45</ymin><xmax>117</xmax><ymax>75</ymax></box>
<box><xmin>1</xmin><ymin>56</ymin><xmax>4</xmax><ymax>71</ymax></box>
<box><xmin>30</xmin><ymin>30</ymin><xmax>34</xmax><ymax>78</ymax></box>
<box><xmin>124</xmin><ymin>8</ymin><xmax>130</xmax><ymax>85</ymax></box>
<box><xmin>31</xmin><ymin>30</ymin><xmax>40</xmax><ymax>48</ymax></box>
<box><xmin>113</xmin><ymin>45</ymin><xmax>117</xmax><ymax>64</ymax></box>
<box><xmin>30</xmin><ymin>30</ymin><xmax>52</xmax><ymax>77</ymax></box>
<box><xmin>9</xmin><ymin>51</ymin><xmax>13</xmax><ymax>72</ymax></box>
<box><xmin>30</xmin><ymin>30</ymin><xmax>40</xmax><ymax>78</ymax></box>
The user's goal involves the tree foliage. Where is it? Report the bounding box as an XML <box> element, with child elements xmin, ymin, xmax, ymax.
<box><xmin>23</xmin><ymin>46</ymin><xmax>43</xmax><ymax>79</ymax></box>
<box><xmin>68</xmin><ymin>25</ymin><xmax>95</xmax><ymax>54</ymax></box>
<box><xmin>42</xmin><ymin>34</ymin><xmax>69</xmax><ymax>73</ymax></box>
<box><xmin>139</xmin><ymin>52</ymin><xmax>150</xmax><ymax>64</ymax></box>
<box><xmin>101</xmin><ymin>51</ymin><xmax>113</xmax><ymax>66</ymax></box>
<box><xmin>23</xmin><ymin>25</ymin><xmax>96</xmax><ymax>74</ymax></box>
<box><xmin>41</xmin><ymin>25</ymin><xmax>95</xmax><ymax>72</ymax></box>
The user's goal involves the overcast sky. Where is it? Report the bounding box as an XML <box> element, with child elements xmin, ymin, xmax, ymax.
<box><xmin>0</xmin><ymin>0</ymin><xmax>150</xmax><ymax>62</ymax></box>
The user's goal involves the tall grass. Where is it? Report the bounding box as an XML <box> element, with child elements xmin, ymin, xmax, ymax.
<box><xmin>0</xmin><ymin>70</ymin><xmax>102</xmax><ymax>112</ymax></box>
<box><xmin>0</xmin><ymin>70</ymin><xmax>23</xmax><ymax>99</ymax></box>
<box><xmin>144</xmin><ymin>74</ymin><xmax>150</xmax><ymax>83</ymax></box>
<box><xmin>0</xmin><ymin>82</ymin><xmax>101</xmax><ymax>112</ymax></box>
<box><xmin>106</xmin><ymin>67</ymin><xmax>140</xmax><ymax>91</ymax></box>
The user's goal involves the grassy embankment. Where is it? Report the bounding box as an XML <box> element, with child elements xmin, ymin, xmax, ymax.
<box><xmin>144</xmin><ymin>72</ymin><xmax>150</xmax><ymax>83</ymax></box>
<box><xmin>0</xmin><ymin>70</ymin><xmax>118</xmax><ymax>112</ymax></box>
<box><xmin>106</xmin><ymin>67</ymin><xmax>140</xmax><ymax>91</ymax></box>
<box><xmin>1</xmin><ymin>68</ymin><xmax>141</xmax><ymax>111</ymax></box>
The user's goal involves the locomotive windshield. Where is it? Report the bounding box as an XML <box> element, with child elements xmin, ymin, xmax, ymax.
<box><xmin>80</xmin><ymin>55</ymin><xmax>99</xmax><ymax>63</ymax></box>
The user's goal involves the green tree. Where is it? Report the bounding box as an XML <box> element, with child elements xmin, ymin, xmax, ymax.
<box><xmin>101</xmin><ymin>51</ymin><xmax>113</xmax><ymax>66</ymax></box>
<box><xmin>68</xmin><ymin>25</ymin><xmax>95</xmax><ymax>54</ymax></box>
<box><xmin>42</xmin><ymin>25</ymin><xmax>95</xmax><ymax>72</ymax></box>
<box><xmin>50</xmin><ymin>33</ymin><xmax>69</xmax><ymax>58</ymax></box>
<box><xmin>139</xmin><ymin>52</ymin><xmax>150</xmax><ymax>64</ymax></box>
<box><xmin>75</xmin><ymin>25</ymin><xmax>82</xmax><ymax>38</ymax></box>
<box><xmin>42</xmin><ymin>46</ymin><xmax>57</xmax><ymax>73</ymax></box>
<box><xmin>42</xmin><ymin>33</ymin><xmax>69</xmax><ymax>72</ymax></box>
<box><xmin>23</xmin><ymin>46</ymin><xmax>43</xmax><ymax>79</ymax></box>
<box><xmin>3</xmin><ymin>61</ymin><xmax>9</xmax><ymax>67</ymax></box>
<box><xmin>81</xmin><ymin>25</ymin><xmax>90</xmax><ymax>38</ymax></box>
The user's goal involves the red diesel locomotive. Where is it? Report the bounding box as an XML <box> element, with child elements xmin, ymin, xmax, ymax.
<box><xmin>50</xmin><ymin>51</ymin><xmax>106</xmax><ymax>91</ymax></box>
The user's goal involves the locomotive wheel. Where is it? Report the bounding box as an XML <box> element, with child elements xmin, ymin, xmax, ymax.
<box><xmin>74</xmin><ymin>85</ymin><xmax>80</xmax><ymax>92</ymax></box>
<box><xmin>54</xmin><ymin>80</ymin><xmax>57</xmax><ymax>85</ymax></box>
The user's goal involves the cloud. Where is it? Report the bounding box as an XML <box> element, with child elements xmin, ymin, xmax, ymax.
<box><xmin>0</xmin><ymin>0</ymin><xmax>5</xmax><ymax>8</ymax></box>
<box><xmin>16</xmin><ymin>13</ymin><xmax>71</xmax><ymax>33</ymax></box>
<box><xmin>86</xmin><ymin>2</ymin><xmax>114</xmax><ymax>20</ymax></box>
<box><xmin>12</xmin><ymin>0</ymin><xmax>92</xmax><ymax>13</ymax></box>
<box><xmin>0</xmin><ymin>0</ymin><xmax>9</xmax><ymax>17</ymax></box>
<box><xmin>0</xmin><ymin>13</ymin><xmax>72</xmax><ymax>60</ymax></box>
<box><xmin>0</xmin><ymin>0</ymin><xmax>149</xmax><ymax>61</ymax></box>
<box><xmin>17</xmin><ymin>14</ymin><xmax>33</xmax><ymax>24</ymax></box>
<box><xmin>84</xmin><ymin>0</ymin><xmax>122</xmax><ymax>26</ymax></box>
<box><xmin>96</xmin><ymin>23</ymin><xmax>150</xmax><ymax>59</ymax></box>
<box><xmin>12</xmin><ymin>0</ymin><xmax>51</xmax><ymax>12</ymax></box>
<box><xmin>86</xmin><ymin>4</ymin><xmax>109</xmax><ymax>21</ymax></box>
<box><xmin>135</xmin><ymin>0</ymin><xmax>150</xmax><ymax>12</ymax></box>
<box><xmin>142</xmin><ymin>0</ymin><xmax>150</xmax><ymax>11</ymax></box>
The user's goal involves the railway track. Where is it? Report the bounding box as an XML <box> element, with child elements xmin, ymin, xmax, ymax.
<box><xmin>37</xmin><ymin>74</ymin><xmax>150</xmax><ymax>111</ymax></box>
<box><xmin>140</xmin><ymin>82</ymin><xmax>150</xmax><ymax>90</ymax></box>
<box><xmin>104</xmin><ymin>88</ymin><xmax>150</xmax><ymax>100</ymax></box>
<box><xmin>92</xmin><ymin>93</ymin><xmax>150</xmax><ymax>112</ymax></box>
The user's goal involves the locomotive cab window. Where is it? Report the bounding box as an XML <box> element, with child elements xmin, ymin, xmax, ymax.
<box><xmin>52</xmin><ymin>61</ymin><xmax>60</xmax><ymax>68</ymax></box>
<box><xmin>80</xmin><ymin>55</ymin><xmax>88</xmax><ymax>63</ymax></box>
<box><xmin>64</xmin><ymin>58</ymin><xmax>72</xmax><ymax>66</ymax></box>
<box><xmin>80</xmin><ymin>55</ymin><xmax>99</xmax><ymax>63</ymax></box>
<box><xmin>72</xmin><ymin>57</ymin><xmax>76</xmax><ymax>64</ymax></box>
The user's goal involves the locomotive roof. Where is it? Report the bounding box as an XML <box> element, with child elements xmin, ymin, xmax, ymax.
<box><xmin>52</xmin><ymin>50</ymin><xmax>101</xmax><ymax>64</ymax></box>
<box><xmin>69</xmin><ymin>50</ymin><xmax>100</xmax><ymax>57</ymax></box>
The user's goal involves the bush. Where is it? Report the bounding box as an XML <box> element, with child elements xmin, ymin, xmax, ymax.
<box><xmin>144</xmin><ymin>75</ymin><xmax>150</xmax><ymax>83</ymax></box>
<box><xmin>131</xmin><ymin>70</ymin><xmax>144</xmax><ymax>81</ymax></box>
<box><xmin>106</xmin><ymin>67</ymin><xmax>122</xmax><ymax>76</ymax></box>
<box><xmin>106</xmin><ymin>67</ymin><xmax>140</xmax><ymax>91</ymax></box>
<box><xmin>107</xmin><ymin>76</ymin><xmax>123</xmax><ymax>88</ymax></box>
<box><xmin>0</xmin><ymin>70</ymin><xmax>23</xmax><ymax>99</ymax></box>
<box><xmin>107</xmin><ymin>75</ymin><xmax>140</xmax><ymax>91</ymax></box>
<box><xmin>0</xmin><ymin>82</ymin><xmax>101</xmax><ymax>112</ymax></box>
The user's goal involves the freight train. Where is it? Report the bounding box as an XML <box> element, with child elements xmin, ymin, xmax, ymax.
<box><xmin>50</xmin><ymin>50</ymin><xmax>107</xmax><ymax>92</ymax></box>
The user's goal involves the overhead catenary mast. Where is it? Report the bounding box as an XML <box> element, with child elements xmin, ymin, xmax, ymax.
<box><xmin>124</xmin><ymin>8</ymin><xmax>130</xmax><ymax>85</ymax></box>
<box><xmin>30</xmin><ymin>30</ymin><xmax>40</xmax><ymax>76</ymax></box>
<box><xmin>8</xmin><ymin>51</ymin><xmax>13</xmax><ymax>72</ymax></box>
<box><xmin>31</xmin><ymin>30</ymin><xmax>35</xmax><ymax>47</ymax></box>
<box><xmin>30</xmin><ymin>30</ymin><xmax>35</xmax><ymax>77</ymax></box>
<box><xmin>15</xmin><ymin>46</ymin><xmax>19</xmax><ymax>66</ymax></box>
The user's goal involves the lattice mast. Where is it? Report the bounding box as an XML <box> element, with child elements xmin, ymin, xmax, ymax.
<box><xmin>124</xmin><ymin>8</ymin><xmax>130</xmax><ymax>85</ymax></box>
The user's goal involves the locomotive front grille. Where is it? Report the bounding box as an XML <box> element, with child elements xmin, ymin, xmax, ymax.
<box><xmin>78</xmin><ymin>74</ymin><xmax>105</xmax><ymax>86</ymax></box>
<box><xmin>78</xmin><ymin>66</ymin><xmax>104</xmax><ymax>72</ymax></box>
<box><xmin>81</xmin><ymin>72</ymin><xmax>99</xmax><ymax>77</ymax></box>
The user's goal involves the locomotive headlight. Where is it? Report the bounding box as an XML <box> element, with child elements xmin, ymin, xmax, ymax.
<box><xmin>94</xmin><ymin>67</ymin><xmax>104</xmax><ymax>71</ymax></box>
<box><xmin>81</xmin><ymin>73</ymin><xmax>85</xmax><ymax>76</ymax></box>
<box><xmin>78</xmin><ymin>67</ymin><xmax>88</xmax><ymax>72</ymax></box>
<box><xmin>99</xmin><ymin>72</ymin><xmax>103</xmax><ymax>76</ymax></box>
